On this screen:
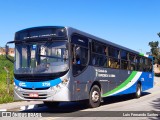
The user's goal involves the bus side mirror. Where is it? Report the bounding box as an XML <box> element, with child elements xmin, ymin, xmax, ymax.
<box><xmin>5</xmin><ymin>45</ymin><xmax>9</xmax><ymax>55</ymax></box>
<box><xmin>5</xmin><ymin>44</ymin><xmax>14</xmax><ymax>63</ymax></box>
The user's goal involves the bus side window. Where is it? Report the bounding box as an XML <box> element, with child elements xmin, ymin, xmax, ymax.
<box><xmin>129</xmin><ymin>53</ymin><xmax>136</xmax><ymax>71</ymax></box>
<box><xmin>108</xmin><ymin>58</ymin><xmax>120</xmax><ymax>69</ymax></box>
<box><xmin>148</xmin><ymin>59</ymin><xmax>153</xmax><ymax>72</ymax></box>
<box><xmin>72</xmin><ymin>45</ymin><xmax>76</xmax><ymax>64</ymax></box>
<box><xmin>75</xmin><ymin>46</ymin><xmax>81</xmax><ymax>64</ymax></box>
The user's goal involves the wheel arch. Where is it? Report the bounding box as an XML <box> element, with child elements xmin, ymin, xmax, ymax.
<box><xmin>90</xmin><ymin>81</ymin><xmax>101</xmax><ymax>92</ymax></box>
<box><xmin>137</xmin><ymin>80</ymin><xmax>142</xmax><ymax>86</ymax></box>
<box><xmin>137</xmin><ymin>80</ymin><xmax>142</xmax><ymax>90</ymax></box>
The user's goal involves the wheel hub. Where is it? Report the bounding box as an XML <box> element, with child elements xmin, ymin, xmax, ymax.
<box><xmin>137</xmin><ymin>87</ymin><xmax>141</xmax><ymax>96</ymax></box>
<box><xmin>92</xmin><ymin>91</ymin><xmax>99</xmax><ymax>102</ymax></box>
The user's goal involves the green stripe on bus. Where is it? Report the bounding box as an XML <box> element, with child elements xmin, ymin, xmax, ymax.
<box><xmin>102</xmin><ymin>71</ymin><xmax>137</xmax><ymax>97</ymax></box>
<box><xmin>139</xmin><ymin>53</ymin><xmax>144</xmax><ymax>56</ymax></box>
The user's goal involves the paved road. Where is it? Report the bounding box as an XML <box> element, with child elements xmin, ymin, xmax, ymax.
<box><xmin>21</xmin><ymin>77</ymin><xmax>160</xmax><ymax>120</ymax></box>
<box><xmin>1</xmin><ymin>77</ymin><xmax>160</xmax><ymax>120</ymax></box>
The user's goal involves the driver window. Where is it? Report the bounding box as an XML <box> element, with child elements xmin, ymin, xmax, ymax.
<box><xmin>71</xmin><ymin>34</ymin><xmax>89</xmax><ymax>75</ymax></box>
<box><xmin>72</xmin><ymin>45</ymin><xmax>88</xmax><ymax>64</ymax></box>
<box><xmin>72</xmin><ymin>44</ymin><xmax>88</xmax><ymax>75</ymax></box>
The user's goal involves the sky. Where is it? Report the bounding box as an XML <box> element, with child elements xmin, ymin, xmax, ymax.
<box><xmin>0</xmin><ymin>0</ymin><xmax>160</xmax><ymax>53</ymax></box>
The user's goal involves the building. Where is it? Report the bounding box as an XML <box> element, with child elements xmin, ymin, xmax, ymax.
<box><xmin>0</xmin><ymin>48</ymin><xmax>14</xmax><ymax>57</ymax></box>
<box><xmin>146</xmin><ymin>52</ymin><xmax>152</xmax><ymax>56</ymax></box>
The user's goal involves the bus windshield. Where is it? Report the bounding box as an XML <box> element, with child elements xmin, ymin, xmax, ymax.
<box><xmin>15</xmin><ymin>41</ymin><xmax>69</xmax><ymax>75</ymax></box>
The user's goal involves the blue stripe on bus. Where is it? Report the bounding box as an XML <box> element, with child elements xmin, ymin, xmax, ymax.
<box><xmin>14</xmin><ymin>78</ymin><xmax>62</xmax><ymax>89</ymax></box>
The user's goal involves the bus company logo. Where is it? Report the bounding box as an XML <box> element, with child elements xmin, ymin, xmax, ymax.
<box><xmin>149</xmin><ymin>74</ymin><xmax>152</xmax><ymax>78</ymax></box>
<box><xmin>19</xmin><ymin>82</ymin><xmax>26</xmax><ymax>87</ymax></box>
<box><xmin>32</xmin><ymin>86</ymin><xmax>35</xmax><ymax>90</ymax></box>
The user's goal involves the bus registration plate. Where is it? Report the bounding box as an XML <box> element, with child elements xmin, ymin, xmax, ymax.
<box><xmin>29</xmin><ymin>93</ymin><xmax>39</xmax><ymax>97</ymax></box>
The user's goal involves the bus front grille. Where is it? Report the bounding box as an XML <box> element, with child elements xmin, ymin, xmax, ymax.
<box><xmin>22</xmin><ymin>93</ymin><xmax>48</xmax><ymax>99</ymax></box>
<box><xmin>22</xmin><ymin>87</ymin><xmax>50</xmax><ymax>90</ymax></box>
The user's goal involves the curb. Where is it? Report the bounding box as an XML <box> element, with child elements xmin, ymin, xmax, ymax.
<box><xmin>0</xmin><ymin>104</ymin><xmax>44</xmax><ymax>111</ymax></box>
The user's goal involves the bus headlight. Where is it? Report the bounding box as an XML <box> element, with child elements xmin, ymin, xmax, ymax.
<box><xmin>62</xmin><ymin>79</ymin><xmax>68</xmax><ymax>85</ymax></box>
<box><xmin>14</xmin><ymin>84</ymin><xmax>22</xmax><ymax>91</ymax></box>
<box><xmin>50</xmin><ymin>86</ymin><xmax>55</xmax><ymax>91</ymax></box>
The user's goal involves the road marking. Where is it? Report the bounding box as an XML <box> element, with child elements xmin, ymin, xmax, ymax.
<box><xmin>0</xmin><ymin>109</ymin><xmax>7</xmax><ymax>111</ymax></box>
<box><xmin>20</xmin><ymin>104</ymin><xmax>39</xmax><ymax>110</ymax></box>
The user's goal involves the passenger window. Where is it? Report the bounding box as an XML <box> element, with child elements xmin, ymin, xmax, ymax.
<box><xmin>136</xmin><ymin>56</ymin><xmax>143</xmax><ymax>71</ymax></box>
<box><xmin>121</xmin><ymin>50</ymin><xmax>127</xmax><ymax>60</ymax></box>
<box><xmin>108</xmin><ymin>58</ymin><xmax>120</xmax><ymax>69</ymax></box>
<box><xmin>129</xmin><ymin>53</ymin><xmax>136</xmax><ymax>70</ymax></box>
<box><xmin>92</xmin><ymin>42</ymin><xmax>106</xmax><ymax>55</ymax></box>
<box><xmin>108</xmin><ymin>47</ymin><xmax>119</xmax><ymax>59</ymax></box>
<box><xmin>145</xmin><ymin>58</ymin><xmax>153</xmax><ymax>72</ymax></box>
<box><xmin>129</xmin><ymin>54</ymin><xmax>136</xmax><ymax>62</ymax></box>
<box><xmin>120</xmin><ymin>50</ymin><xmax>129</xmax><ymax>70</ymax></box>
<box><xmin>121</xmin><ymin>60</ymin><xmax>129</xmax><ymax>70</ymax></box>
<box><xmin>148</xmin><ymin>59</ymin><xmax>153</xmax><ymax>72</ymax></box>
<box><xmin>92</xmin><ymin>53</ymin><xmax>107</xmax><ymax>67</ymax></box>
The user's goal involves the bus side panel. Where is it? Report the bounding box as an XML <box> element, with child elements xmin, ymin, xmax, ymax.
<box><xmin>140</xmin><ymin>72</ymin><xmax>154</xmax><ymax>91</ymax></box>
<box><xmin>72</xmin><ymin>66</ymin><xmax>154</xmax><ymax>101</ymax></box>
<box><xmin>101</xmin><ymin>70</ymin><xmax>139</xmax><ymax>97</ymax></box>
<box><xmin>106</xmin><ymin>71</ymin><xmax>154</xmax><ymax>96</ymax></box>
<box><xmin>72</xmin><ymin>66</ymin><xmax>95</xmax><ymax>101</ymax></box>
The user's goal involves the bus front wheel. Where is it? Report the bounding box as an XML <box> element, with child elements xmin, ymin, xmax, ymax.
<box><xmin>88</xmin><ymin>85</ymin><xmax>101</xmax><ymax>108</ymax></box>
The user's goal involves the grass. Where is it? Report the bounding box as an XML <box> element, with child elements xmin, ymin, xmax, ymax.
<box><xmin>0</xmin><ymin>81</ymin><xmax>14</xmax><ymax>104</ymax></box>
<box><xmin>0</xmin><ymin>55</ymin><xmax>14</xmax><ymax>104</ymax></box>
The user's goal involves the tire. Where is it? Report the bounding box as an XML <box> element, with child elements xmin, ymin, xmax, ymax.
<box><xmin>88</xmin><ymin>85</ymin><xmax>101</xmax><ymax>108</ymax></box>
<box><xmin>135</xmin><ymin>83</ymin><xmax>141</xmax><ymax>98</ymax></box>
<box><xmin>43</xmin><ymin>101</ymin><xmax>60</xmax><ymax>108</ymax></box>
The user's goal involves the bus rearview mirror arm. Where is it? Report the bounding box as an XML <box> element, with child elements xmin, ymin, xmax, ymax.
<box><xmin>5</xmin><ymin>44</ymin><xmax>14</xmax><ymax>63</ymax></box>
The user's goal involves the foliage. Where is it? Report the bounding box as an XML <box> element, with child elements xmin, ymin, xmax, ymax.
<box><xmin>0</xmin><ymin>81</ymin><xmax>14</xmax><ymax>104</ymax></box>
<box><xmin>0</xmin><ymin>55</ymin><xmax>14</xmax><ymax>103</ymax></box>
<box><xmin>155</xmin><ymin>73</ymin><xmax>160</xmax><ymax>77</ymax></box>
<box><xmin>148</xmin><ymin>41</ymin><xmax>160</xmax><ymax>64</ymax></box>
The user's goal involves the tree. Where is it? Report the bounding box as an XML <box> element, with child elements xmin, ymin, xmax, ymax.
<box><xmin>157</xmin><ymin>32</ymin><xmax>160</xmax><ymax>37</ymax></box>
<box><xmin>148</xmin><ymin>41</ymin><xmax>160</xmax><ymax>64</ymax></box>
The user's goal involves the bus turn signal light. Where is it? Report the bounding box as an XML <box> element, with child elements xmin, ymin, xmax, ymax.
<box><xmin>76</xmin><ymin>88</ymin><xmax>80</xmax><ymax>92</ymax></box>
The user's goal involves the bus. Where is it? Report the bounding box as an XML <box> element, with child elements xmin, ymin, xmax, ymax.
<box><xmin>6</xmin><ymin>26</ymin><xmax>154</xmax><ymax>108</ymax></box>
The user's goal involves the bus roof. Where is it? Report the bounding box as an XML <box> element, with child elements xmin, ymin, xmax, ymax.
<box><xmin>15</xmin><ymin>26</ymin><xmax>148</xmax><ymax>57</ymax></box>
<box><xmin>15</xmin><ymin>26</ymin><xmax>65</xmax><ymax>33</ymax></box>
<box><xmin>66</xmin><ymin>27</ymin><xmax>140</xmax><ymax>55</ymax></box>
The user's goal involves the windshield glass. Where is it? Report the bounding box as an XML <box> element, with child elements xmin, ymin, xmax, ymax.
<box><xmin>15</xmin><ymin>41</ymin><xmax>69</xmax><ymax>74</ymax></box>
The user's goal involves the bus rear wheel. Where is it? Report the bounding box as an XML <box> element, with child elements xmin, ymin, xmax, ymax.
<box><xmin>43</xmin><ymin>101</ymin><xmax>60</xmax><ymax>108</ymax></box>
<box><xmin>135</xmin><ymin>83</ymin><xmax>141</xmax><ymax>98</ymax></box>
<box><xmin>88</xmin><ymin>85</ymin><xmax>101</xmax><ymax>108</ymax></box>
